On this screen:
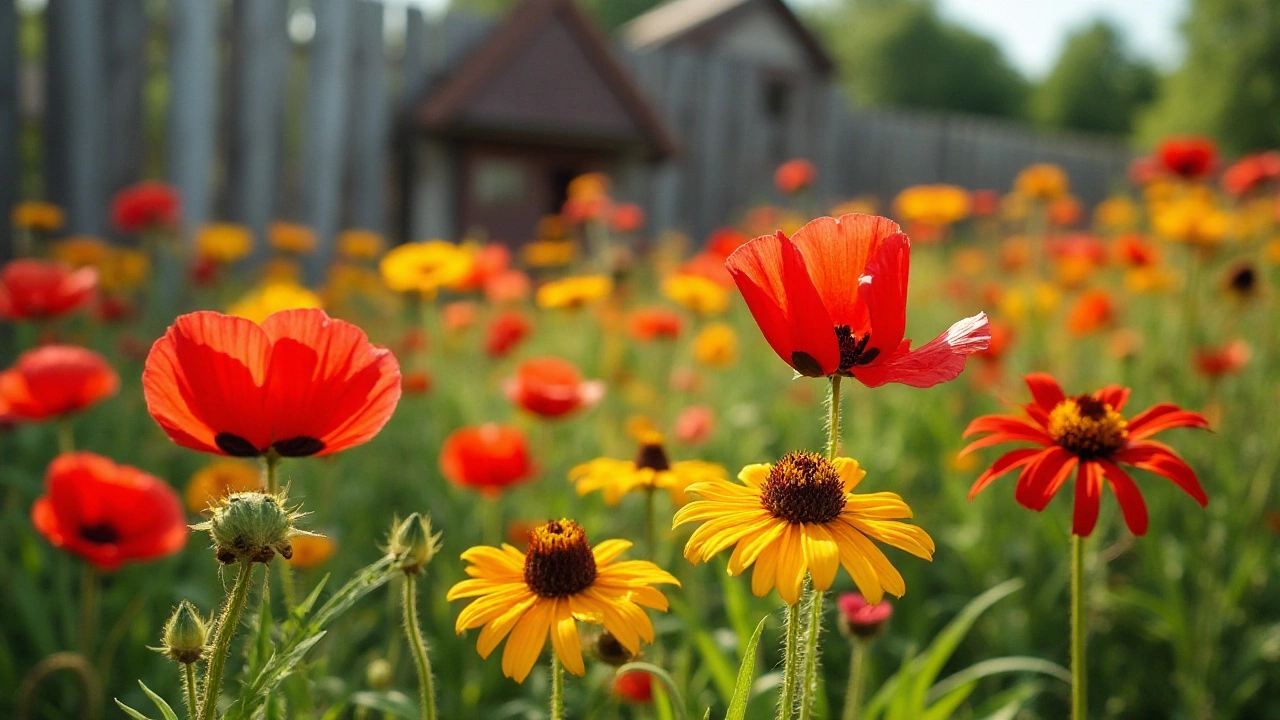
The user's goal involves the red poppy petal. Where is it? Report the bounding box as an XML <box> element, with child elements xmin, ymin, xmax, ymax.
<box><xmin>788</xmin><ymin>214</ymin><xmax>901</xmax><ymax>329</ymax></box>
<box><xmin>858</xmin><ymin>232</ymin><xmax>910</xmax><ymax>357</ymax></box>
<box><xmin>969</xmin><ymin>447</ymin><xmax>1043</xmax><ymax>499</ymax></box>
<box><xmin>726</xmin><ymin>232</ymin><xmax>837</xmax><ymax>376</ymax></box>
<box><xmin>1098</xmin><ymin>459</ymin><xmax>1149</xmax><ymax>535</ymax></box>
<box><xmin>1094</xmin><ymin>385</ymin><xmax>1131</xmax><ymax>412</ymax></box>
<box><xmin>1125</xmin><ymin>403</ymin><xmax>1210</xmax><ymax>440</ymax></box>
<box><xmin>1014</xmin><ymin>446</ymin><xmax>1077</xmax><ymax>511</ymax></box>
<box><xmin>962</xmin><ymin>414</ymin><xmax>1053</xmax><ymax>441</ymax></box>
<box><xmin>1115</xmin><ymin>443</ymin><xmax>1208</xmax><ymax>507</ymax></box>
<box><xmin>850</xmin><ymin>313</ymin><xmax>989</xmax><ymax>388</ymax></box>
<box><xmin>1072</xmin><ymin>461</ymin><xmax>1103</xmax><ymax>536</ymax></box>
<box><xmin>1024</xmin><ymin>373</ymin><xmax>1066</xmax><ymax>411</ymax></box>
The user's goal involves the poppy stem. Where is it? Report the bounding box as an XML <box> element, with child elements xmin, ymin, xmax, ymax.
<box><xmin>183</xmin><ymin>663</ymin><xmax>198</xmax><ymax>720</ymax></box>
<box><xmin>841</xmin><ymin>640</ymin><xmax>866</xmax><ymax>720</ymax></box>
<box><xmin>550</xmin><ymin>652</ymin><xmax>565</xmax><ymax>720</ymax></box>
<box><xmin>1071</xmin><ymin>534</ymin><xmax>1087</xmax><ymax>720</ymax></box>
<box><xmin>797</xmin><ymin>589</ymin><xmax>826</xmax><ymax>720</ymax></box>
<box><xmin>401</xmin><ymin>573</ymin><xmax>437</xmax><ymax>720</ymax></box>
<box><xmin>57</xmin><ymin>420</ymin><xmax>75</xmax><ymax>455</ymax></box>
<box><xmin>779</xmin><ymin>602</ymin><xmax>801</xmax><ymax>720</ymax></box>
<box><xmin>78</xmin><ymin>564</ymin><xmax>99</xmax><ymax>656</ymax></box>
<box><xmin>264</xmin><ymin>452</ymin><xmax>281</xmax><ymax>495</ymax></box>
<box><xmin>199</xmin><ymin>559</ymin><xmax>254</xmax><ymax>720</ymax></box>
<box><xmin>827</xmin><ymin>376</ymin><xmax>842</xmax><ymax>461</ymax></box>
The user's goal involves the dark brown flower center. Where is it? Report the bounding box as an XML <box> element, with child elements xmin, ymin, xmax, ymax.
<box><xmin>759</xmin><ymin>451</ymin><xmax>847</xmax><ymax>524</ymax></box>
<box><xmin>523</xmin><ymin>519</ymin><xmax>598</xmax><ymax>598</ymax></box>
<box><xmin>80</xmin><ymin>522</ymin><xmax>119</xmax><ymax>545</ymax></box>
<box><xmin>634</xmin><ymin>441</ymin><xmax>670</xmax><ymax>472</ymax></box>
<box><xmin>1048</xmin><ymin>395</ymin><xmax>1129</xmax><ymax>459</ymax></box>
<box><xmin>213</xmin><ymin>433</ymin><xmax>325</xmax><ymax>458</ymax></box>
<box><xmin>836</xmin><ymin>325</ymin><xmax>879</xmax><ymax>373</ymax></box>
<box><xmin>1228</xmin><ymin>266</ymin><xmax>1257</xmax><ymax>295</ymax></box>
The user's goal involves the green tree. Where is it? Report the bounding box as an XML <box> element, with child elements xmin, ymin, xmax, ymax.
<box><xmin>1139</xmin><ymin>0</ymin><xmax>1280</xmax><ymax>153</ymax></box>
<box><xmin>458</xmin><ymin>0</ymin><xmax>665</xmax><ymax>30</ymax></box>
<box><xmin>1032</xmin><ymin>20</ymin><xmax>1157</xmax><ymax>135</ymax></box>
<box><xmin>809</xmin><ymin>0</ymin><xmax>1028</xmax><ymax>118</ymax></box>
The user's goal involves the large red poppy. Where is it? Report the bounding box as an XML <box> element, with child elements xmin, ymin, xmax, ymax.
<box><xmin>111</xmin><ymin>181</ymin><xmax>180</xmax><ymax>233</ymax></box>
<box><xmin>440</xmin><ymin>424</ymin><xmax>535</xmax><ymax>495</ymax></box>
<box><xmin>32</xmin><ymin>453</ymin><xmax>187</xmax><ymax>571</ymax></box>
<box><xmin>962</xmin><ymin>373</ymin><xmax>1210</xmax><ymax>536</ymax></box>
<box><xmin>726</xmin><ymin>213</ymin><xmax>990</xmax><ymax>387</ymax></box>
<box><xmin>0</xmin><ymin>345</ymin><xmax>119</xmax><ymax>420</ymax></box>
<box><xmin>143</xmin><ymin>309</ymin><xmax>401</xmax><ymax>458</ymax></box>
<box><xmin>504</xmin><ymin>356</ymin><xmax>603</xmax><ymax>419</ymax></box>
<box><xmin>0</xmin><ymin>259</ymin><xmax>97</xmax><ymax>321</ymax></box>
<box><xmin>1157</xmin><ymin>136</ymin><xmax>1218</xmax><ymax>180</ymax></box>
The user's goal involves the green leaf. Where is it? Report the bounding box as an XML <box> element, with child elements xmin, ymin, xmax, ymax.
<box><xmin>349</xmin><ymin>690</ymin><xmax>420</xmax><ymax>718</ymax></box>
<box><xmin>693</xmin><ymin>630</ymin><xmax>738</xmax><ymax>704</ymax></box>
<box><xmin>921</xmin><ymin>684</ymin><xmax>973</xmax><ymax>720</ymax></box>
<box><xmin>617</xmin><ymin>662</ymin><xmax>687</xmax><ymax>720</ymax></box>
<box><xmin>701</xmin><ymin>710</ymin><xmax>712</xmax><ymax>720</ymax></box>
<box><xmin>926</xmin><ymin>657</ymin><xmax>1070</xmax><ymax>703</ymax></box>
<box><xmin>113</xmin><ymin>700</ymin><xmax>157</xmax><ymax>720</ymax></box>
<box><xmin>908</xmin><ymin>579</ymin><xmax>1025</xmax><ymax>707</ymax></box>
<box><xmin>138</xmin><ymin>681</ymin><xmax>179</xmax><ymax>720</ymax></box>
<box><xmin>726</xmin><ymin>617</ymin><xmax>768</xmax><ymax>720</ymax></box>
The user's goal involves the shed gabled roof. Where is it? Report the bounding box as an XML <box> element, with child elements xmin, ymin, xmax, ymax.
<box><xmin>621</xmin><ymin>0</ymin><xmax>834</xmax><ymax>74</ymax></box>
<box><xmin>414</xmin><ymin>0</ymin><xmax>676</xmax><ymax>158</ymax></box>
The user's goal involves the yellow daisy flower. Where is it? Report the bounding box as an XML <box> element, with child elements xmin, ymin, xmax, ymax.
<box><xmin>446</xmin><ymin>519</ymin><xmax>679</xmax><ymax>683</ymax></box>
<box><xmin>11</xmin><ymin>201</ymin><xmax>64</xmax><ymax>232</ymax></box>
<box><xmin>1014</xmin><ymin>163</ymin><xmax>1069</xmax><ymax>201</ymax></box>
<box><xmin>337</xmin><ymin>229</ymin><xmax>385</xmax><ymax>261</ymax></box>
<box><xmin>673</xmin><ymin>452</ymin><xmax>933</xmax><ymax>606</ymax></box>
<box><xmin>662</xmin><ymin>274</ymin><xmax>729</xmax><ymax>315</ymax></box>
<box><xmin>185</xmin><ymin>459</ymin><xmax>262</xmax><ymax>513</ymax></box>
<box><xmin>523</xmin><ymin>239</ymin><xmax>577</xmax><ymax>268</ymax></box>
<box><xmin>693</xmin><ymin>323</ymin><xmax>738</xmax><ymax>369</ymax></box>
<box><xmin>227</xmin><ymin>282</ymin><xmax>324</xmax><ymax>323</ymax></box>
<box><xmin>535</xmin><ymin>274</ymin><xmax>612</xmax><ymax>310</ymax></box>
<box><xmin>380</xmin><ymin>240</ymin><xmax>472</xmax><ymax>297</ymax></box>
<box><xmin>269</xmin><ymin>222</ymin><xmax>318</xmax><ymax>255</ymax></box>
<box><xmin>570</xmin><ymin>432</ymin><xmax>726</xmax><ymax>505</ymax></box>
<box><xmin>51</xmin><ymin>236</ymin><xmax>112</xmax><ymax>267</ymax></box>
<box><xmin>197</xmin><ymin>223</ymin><xmax>254</xmax><ymax>264</ymax></box>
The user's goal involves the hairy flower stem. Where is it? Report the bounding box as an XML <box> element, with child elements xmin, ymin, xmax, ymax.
<box><xmin>402</xmin><ymin>576</ymin><xmax>437</xmax><ymax>720</ymax></box>
<box><xmin>827</xmin><ymin>375</ymin><xmax>842</xmax><ymax>461</ymax></box>
<box><xmin>798</xmin><ymin>590</ymin><xmax>826</xmax><ymax>720</ymax></box>
<box><xmin>550</xmin><ymin>653</ymin><xmax>565</xmax><ymax>720</ymax></box>
<box><xmin>1071</xmin><ymin>534</ymin><xmax>1087</xmax><ymax>720</ymax></box>
<box><xmin>779</xmin><ymin>602</ymin><xmax>801</xmax><ymax>720</ymax></box>
<box><xmin>184</xmin><ymin>664</ymin><xmax>198</xmax><ymax>720</ymax></box>
<box><xmin>842</xmin><ymin>640</ymin><xmax>866</xmax><ymax>720</ymax></box>
<box><xmin>199</xmin><ymin>559</ymin><xmax>254</xmax><ymax>720</ymax></box>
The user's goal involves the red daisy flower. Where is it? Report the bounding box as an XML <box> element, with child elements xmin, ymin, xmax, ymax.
<box><xmin>1157</xmin><ymin>136</ymin><xmax>1218</xmax><ymax>180</ymax></box>
<box><xmin>440</xmin><ymin>424</ymin><xmax>535</xmax><ymax>495</ymax></box>
<box><xmin>485</xmin><ymin>310</ymin><xmax>532</xmax><ymax>358</ymax></box>
<box><xmin>726</xmin><ymin>213</ymin><xmax>990</xmax><ymax>386</ymax></box>
<box><xmin>111</xmin><ymin>181</ymin><xmax>180</xmax><ymax>233</ymax></box>
<box><xmin>0</xmin><ymin>259</ymin><xmax>97</xmax><ymax>321</ymax></box>
<box><xmin>503</xmin><ymin>356</ymin><xmax>604</xmax><ymax>419</ymax></box>
<box><xmin>142</xmin><ymin>309</ymin><xmax>401</xmax><ymax>458</ymax></box>
<box><xmin>31</xmin><ymin>453</ymin><xmax>187</xmax><ymax>571</ymax></box>
<box><xmin>0</xmin><ymin>345</ymin><xmax>119</xmax><ymax>421</ymax></box>
<box><xmin>962</xmin><ymin>373</ymin><xmax>1210</xmax><ymax>536</ymax></box>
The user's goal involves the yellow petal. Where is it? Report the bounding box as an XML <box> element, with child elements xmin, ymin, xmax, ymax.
<box><xmin>800</xmin><ymin>523</ymin><xmax>840</xmax><ymax>592</ymax></box>
<box><xmin>738</xmin><ymin>463</ymin><xmax>772</xmax><ymax>488</ymax></box>
<box><xmin>774</xmin><ymin>525</ymin><xmax>807</xmax><ymax>606</ymax></box>
<box><xmin>751</xmin><ymin>541</ymin><xmax>780</xmax><ymax>598</ymax></box>
<box><xmin>501</xmin><ymin>597</ymin><xmax>553</xmax><ymax>683</ymax></box>
<box><xmin>550</xmin><ymin>599</ymin><xmax>585</xmax><ymax>676</ymax></box>
<box><xmin>592</xmin><ymin>539</ymin><xmax>633</xmax><ymax>566</ymax></box>
<box><xmin>834</xmin><ymin>457</ymin><xmax>866</xmax><ymax>493</ymax></box>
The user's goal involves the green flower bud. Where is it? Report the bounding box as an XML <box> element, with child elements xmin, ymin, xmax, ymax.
<box><xmin>161</xmin><ymin>600</ymin><xmax>208</xmax><ymax>664</ymax></box>
<box><xmin>193</xmin><ymin>491</ymin><xmax>311</xmax><ymax>564</ymax></box>
<box><xmin>387</xmin><ymin>512</ymin><xmax>442</xmax><ymax>574</ymax></box>
<box><xmin>366</xmin><ymin>658</ymin><xmax>393</xmax><ymax>690</ymax></box>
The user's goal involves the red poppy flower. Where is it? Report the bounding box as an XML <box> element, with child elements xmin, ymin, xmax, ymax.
<box><xmin>678</xmin><ymin>252</ymin><xmax>733</xmax><ymax>287</ymax></box>
<box><xmin>1194</xmin><ymin>340</ymin><xmax>1250</xmax><ymax>378</ymax></box>
<box><xmin>774</xmin><ymin>159</ymin><xmax>816</xmax><ymax>194</ymax></box>
<box><xmin>504</xmin><ymin>356</ymin><xmax>604</xmax><ymax>419</ymax></box>
<box><xmin>627</xmin><ymin>308</ymin><xmax>683</xmax><ymax>342</ymax></box>
<box><xmin>484</xmin><ymin>269</ymin><xmax>532</xmax><ymax>305</ymax></box>
<box><xmin>1157</xmin><ymin>136</ymin><xmax>1218</xmax><ymax>180</ymax></box>
<box><xmin>440</xmin><ymin>424</ymin><xmax>535</xmax><ymax>495</ymax></box>
<box><xmin>1066</xmin><ymin>290</ymin><xmax>1114</xmax><ymax>337</ymax></box>
<box><xmin>609</xmin><ymin>203</ymin><xmax>645</xmax><ymax>233</ymax></box>
<box><xmin>0</xmin><ymin>259</ymin><xmax>97</xmax><ymax>321</ymax></box>
<box><xmin>1113</xmin><ymin>233</ymin><xmax>1158</xmax><ymax>267</ymax></box>
<box><xmin>143</xmin><ymin>309</ymin><xmax>401</xmax><ymax>458</ymax></box>
<box><xmin>706</xmin><ymin>227</ymin><xmax>750</xmax><ymax>259</ymax></box>
<box><xmin>31</xmin><ymin>453</ymin><xmax>187</xmax><ymax>571</ymax></box>
<box><xmin>457</xmin><ymin>244</ymin><xmax>511</xmax><ymax>292</ymax></box>
<box><xmin>976</xmin><ymin>320</ymin><xmax>1014</xmax><ymax>364</ymax></box>
<box><xmin>969</xmin><ymin>189</ymin><xmax>1001</xmax><ymax>216</ymax></box>
<box><xmin>0</xmin><ymin>345</ymin><xmax>119</xmax><ymax>421</ymax></box>
<box><xmin>726</xmin><ymin>213</ymin><xmax>990</xmax><ymax>386</ymax></box>
<box><xmin>111</xmin><ymin>181</ymin><xmax>180</xmax><ymax>233</ymax></box>
<box><xmin>485</xmin><ymin>310</ymin><xmax>532</xmax><ymax>358</ymax></box>
<box><xmin>962</xmin><ymin>373</ymin><xmax>1210</xmax><ymax>536</ymax></box>
<box><xmin>402</xmin><ymin>371</ymin><xmax>433</xmax><ymax>395</ymax></box>
<box><xmin>614</xmin><ymin>671</ymin><xmax>653</xmax><ymax>704</ymax></box>
<box><xmin>1221</xmin><ymin>152</ymin><xmax>1280</xmax><ymax>197</ymax></box>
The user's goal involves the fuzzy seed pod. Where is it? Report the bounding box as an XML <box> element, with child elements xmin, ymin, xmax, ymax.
<box><xmin>193</xmin><ymin>491</ymin><xmax>312</xmax><ymax>564</ymax></box>
<box><xmin>388</xmin><ymin>512</ymin><xmax>442</xmax><ymax>574</ymax></box>
<box><xmin>160</xmin><ymin>600</ymin><xmax>208</xmax><ymax>664</ymax></box>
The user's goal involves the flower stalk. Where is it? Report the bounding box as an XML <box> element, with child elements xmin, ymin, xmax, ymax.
<box><xmin>549</xmin><ymin>653</ymin><xmax>565</xmax><ymax>720</ymax></box>
<box><xmin>199</xmin><ymin>559</ymin><xmax>254</xmax><ymax>720</ymax></box>
<box><xmin>779</xmin><ymin>602</ymin><xmax>801</xmax><ymax>719</ymax></box>
<box><xmin>842</xmin><ymin>640</ymin><xmax>866</xmax><ymax>720</ymax></box>
<box><xmin>1071</xmin><ymin>534</ymin><xmax>1087</xmax><ymax>720</ymax></box>
<box><xmin>402</xmin><ymin>575</ymin><xmax>437</xmax><ymax>720</ymax></box>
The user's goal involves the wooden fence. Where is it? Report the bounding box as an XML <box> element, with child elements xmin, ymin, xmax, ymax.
<box><xmin>0</xmin><ymin>0</ymin><xmax>1134</xmax><ymax>270</ymax></box>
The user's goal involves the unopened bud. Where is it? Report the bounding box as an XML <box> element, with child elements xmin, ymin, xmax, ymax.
<box><xmin>366</xmin><ymin>658</ymin><xmax>393</xmax><ymax>690</ymax></box>
<box><xmin>388</xmin><ymin>512</ymin><xmax>442</xmax><ymax>574</ymax></box>
<box><xmin>193</xmin><ymin>491</ymin><xmax>310</xmax><ymax>564</ymax></box>
<box><xmin>161</xmin><ymin>600</ymin><xmax>208</xmax><ymax>664</ymax></box>
<box><xmin>836</xmin><ymin>593</ymin><xmax>892</xmax><ymax>640</ymax></box>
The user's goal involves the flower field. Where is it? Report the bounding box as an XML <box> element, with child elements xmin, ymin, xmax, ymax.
<box><xmin>3</xmin><ymin>145</ymin><xmax>1278</xmax><ymax>720</ymax></box>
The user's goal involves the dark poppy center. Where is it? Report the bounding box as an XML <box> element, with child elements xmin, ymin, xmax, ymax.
<box><xmin>759</xmin><ymin>451</ymin><xmax>846</xmax><ymax>524</ymax></box>
<box><xmin>215</xmin><ymin>433</ymin><xmax>261</xmax><ymax>457</ymax></box>
<box><xmin>634</xmin><ymin>442</ymin><xmax>670</xmax><ymax>472</ymax></box>
<box><xmin>79</xmin><ymin>522</ymin><xmax>119</xmax><ymax>545</ymax></box>
<box><xmin>523</xmin><ymin>519</ymin><xmax>597</xmax><ymax>598</ymax></box>
<box><xmin>273</xmin><ymin>436</ymin><xmax>325</xmax><ymax>457</ymax></box>
<box><xmin>835</xmin><ymin>325</ymin><xmax>879</xmax><ymax>373</ymax></box>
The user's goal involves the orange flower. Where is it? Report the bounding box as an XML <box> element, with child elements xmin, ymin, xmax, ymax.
<box><xmin>614</xmin><ymin>671</ymin><xmax>653</xmax><ymax>704</ymax></box>
<box><xmin>0</xmin><ymin>259</ymin><xmax>97</xmax><ymax>321</ymax></box>
<box><xmin>402</xmin><ymin>371</ymin><xmax>433</xmax><ymax>395</ymax></box>
<box><xmin>1014</xmin><ymin>164</ymin><xmax>1069</xmax><ymax>201</ymax></box>
<box><xmin>674</xmin><ymin>405</ymin><xmax>715</xmax><ymax>445</ymax></box>
<box><xmin>485</xmin><ymin>310</ymin><xmax>531</xmax><ymax>358</ymax></box>
<box><xmin>0</xmin><ymin>346</ymin><xmax>119</xmax><ymax>421</ymax></box>
<box><xmin>440</xmin><ymin>424</ymin><xmax>535</xmax><ymax>495</ymax></box>
<box><xmin>288</xmin><ymin>534</ymin><xmax>337</xmax><ymax>568</ymax></box>
<box><xmin>143</xmin><ymin>309</ymin><xmax>401</xmax><ymax>458</ymax></box>
<box><xmin>1113</xmin><ymin>233</ymin><xmax>1159</xmax><ymax>267</ymax></box>
<box><xmin>456</xmin><ymin>243</ymin><xmax>512</xmax><ymax>292</ymax></box>
<box><xmin>1066</xmin><ymin>290</ymin><xmax>1114</xmax><ymax>336</ymax></box>
<box><xmin>484</xmin><ymin>269</ymin><xmax>532</xmax><ymax>305</ymax></box>
<box><xmin>627</xmin><ymin>308</ymin><xmax>683</xmax><ymax>342</ymax></box>
<box><xmin>705</xmin><ymin>227</ymin><xmax>750</xmax><ymax>258</ymax></box>
<box><xmin>1222</xmin><ymin>152</ymin><xmax>1280</xmax><ymax>197</ymax></box>
<box><xmin>976</xmin><ymin>320</ymin><xmax>1014</xmax><ymax>364</ymax></box>
<box><xmin>1194</xmin><ymin>340</ymin><xmax>1250</xmax><ymax>378</ymax></box>
<box><xmin>442</xmin><ymin>301</ymin><xmax>478</xmax><ymax>332</ymax></box>
<box><xmin>1048</xmin><ymin>196</ymin><xmax>1083</xmax><ymax>227</ymax></box>
<box><xmin>774</xmin><ymin>159</ymin><xmax>816</xmax><ymax>194</ymax></box>
<box><xmin>504</xmin><ymin>357</ymin><xmax>604</xmax><ymax>420</ymax></box>
<box><xmin>610</xmin><ymin>203</ymin><xmax>645</xmax><ymax>233</ymax></box>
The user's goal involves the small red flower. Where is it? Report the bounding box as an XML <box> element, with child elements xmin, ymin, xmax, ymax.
<box><xmin>96</xmin><ymin>296</ymin><xmax>135</xmax><ymax>323</ymax></box>
<box><xmin>613</xmin><ymin>671</ymin><xmax>653</xmax><ymax>704</ymax></box>
<box><xmin>442</xmin><ymin>301</ymin><xmax>478</xmax><ymax>332</ymax></box>
<box><xmin>31</xmin><ymin>453</ymin><xmax>187</xmax><ymax>571</ymax></box>
<box><xmin>402</xmin><ymin>371</ymin><xmax>433</xmax><ymax>395</ymax></box>
<box><xmin>485</xmin><ymin>310</ymin><xmax>532</xmax><ymax>358</ymax></box>
<box><xmin>1221</xmin><ymin>152</ymin><xmax>1280</xmax><ymax>197</ymax></box>
<box><xmin>706</xmin><ymin>227</ymin><xmax>751</xmax><ymax>259</ymax></box>
<box><xmin>440</xmin><ymin>424</ymin><xmax>535</xmax><ymax>495</ymax></box>
<box><xmin>836</xmin><ymin>592</ymin><xmax>893</xmax><ymax>638</ymax></box>
<box><xmin>1066</xmin><ymin>290</ymin><xmax>1114</xmax><ymax>337</ymax></box>
<box><xmin>627</xmin><ymin>307</ymin><xmax>683</xmax><ymax>342</ymax></box>
<box><xmin>674</xmin><ymin>405</ymin><xmax>714</xmax><ymax>445</ymax></box>
<box><xmin>976</xmin><ymin>320</ymin><xmax>1014</xmax><ymax>364</ymax></box>
<box><xmin>0</xmin><ymin>259</ymin><xmax>97</xmax><ymax>321</ymax></box>
<box><xmin>969</xmin><ymin>189</ymin><xmax>1001</xmax><ymax>216</ymax></box>
<box><xmin>963</xmin><ymin>373</ymin><xmax>1210</xmax><ymax>536</ymax></box>
<box><xmin>726</xmin><ymin>213</ymin><xmax>990</xmax><ymax>386</ymax></box>
<box><xmin>1113</xmin><ymin>233</ymin><xmax>1158</xmax><ymax>267</ymax></box>
<box><xmin>774</xmin><ymin>159</ymin><xmax>816</xmax><ymax>194</ymax></box>
<box><xmin>1157</xmin><ymin>136</ymin><xmax>1218</xmax><ymax>180</ymax></box>
<box><xmin>111</xmin><ymin>181</ymin><xmax>180</xmax><ymax>233</ymax></box>
<box><xmin>1194</xmin><ymin>340</ymin><xmax>1250</xmax><ymax>378</ymax></box>
<box><xmin>504</xmin><ymin>356</ymin><xmax>604</xmax><ymax>419</ymax></box>
<box><xmin>143</xmin><ymin>309</ymin><xmax>401</xmax><ymax>458</ymax></box>
<box><xmin>457</xmin><ymin>244</ymin><xmax>511</xmax><ymax>292</ymax></box>
<box><xmin>0</xmin><ymin>345</ymin><xmax>119</xmax><ymax>421</ymax></box>
<box><xmin>484</xmin><ymin>269</ymin><xmax>532</xmax><ymax>305</ymax></box>
<box><xmin>1049</xmin><ymin>234</ymin><xmax>1108</xmax><ymax>266</ymax></box>
<box><xmin>609</xmin><ymin>203</ymin><xmax>645</xmax><ymax>233</ymax></box>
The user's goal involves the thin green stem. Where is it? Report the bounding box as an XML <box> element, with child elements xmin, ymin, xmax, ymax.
<box><xmin>841</xmin><ymin>641</ymin><xmax>865</xmax><ymax>720</ymax></box>
<box><xmin>402</xmin><ymin>576</ymin><xmax>437</xmax><ymax>720</ymax></box>
<box><xmin>1071</xmin><ymin>534</ymin><xmax>1087</xmax><ymax>720</ymax></box>
<box><xmin>797</xmin><ymin>590</ymin><xmax>826</xmax><ymax>720</ymax></box>
<box><xmin>779</xmin><ymin>602</ymin><xmax>802</xmax><ymax>720</ymax></box>
<box><xmin>184</xmin><ymin>663</ymin><xmax>198</xmax><ymax>720</ymax></box>
<box><xmin>264</xmin><ymin>453</ymin><xmax>281</xmax><ymax>495</ymax></box>
<box><xmin>58</xmin><ymin>419</ymin><xmax>75</xmax><ymax>455</ymax></box>
<box><xmin>827</xmin><ymin>376</ymin><xmax>842</xmax><ymax>461</ymax></box>
<box><xmin>199</xmin><ymin>560</ymin><xmax>255</xmax><ymax>720</ymax></box>
<box><xmin>78</xmin><ymin>564</ymin><xmax>99</xmax><ymax>655</ymax></box>
<box><xmin>550</xmin><ymin>652</ymin><xmax>565</xmax><ymax>720</ymax></box>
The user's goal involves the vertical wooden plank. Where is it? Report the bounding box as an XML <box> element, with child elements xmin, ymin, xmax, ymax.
<box><xmin>167</xmin><ymin>0</ymin><xmax>219</xmax><ymax>241</ymax></box>
<box><xmin>45</xmin><ymin>0</ymin><xmax>107</xmax><ymax>234</ymax></box>
<box><xmin>402</xmin><ymin>7</ymin><xmax>428</xmax><ymax>106</ymax></box>
<box><xmin>691</xmin><ymin>54</ymin><xmax>732</xmax><ymax>239</ymax></box>
<box><xmin>0</xmin><ymin>0</ymin><xmax>18</xmax><ymax>262</ymax></box>
<box><xmin>412</xmin><ymin>138</ymin><xmax>455</xmax><ymax>241</ymax></box>
<box><xmin>730</xmin><ymin>61</ymin><xmax>766</xmax><ymax>213</ymax></box>
<box><xmin>346</xmin><ymin>2</ymin><xmax>387</xmax><ymax>233</ymax></box>
<box><xmin>226</xmin><ymin>0</ymin><xmax>288</xmax><ymax>240</ymax></box>
<box><xmin>396</xmin><ymin>6</ymin><xmax>427</xmax><ymax>245</ymax></box>
<box><xmin>300</xmin><ymin>0</ymin><xmax>353</xmax><ymax>277</ymax></box>
<box><xmin>104</xmin><ymin>0</ymin><xmax>146</xmax><ymax>204</ymax></box>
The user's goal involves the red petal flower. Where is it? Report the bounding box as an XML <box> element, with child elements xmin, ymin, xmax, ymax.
<box><xmin>774</xmin><ymin>159</ymin><xmax>816</xmax><ymax>194</ymax></box>
<box><xmin>614</xmin><ymin>670</ymin><xmax>653</xmax><ymax>704</ymax></box>
<box><xmin>964</xmin><ymin>373</ymin><xmax>1210</xmax><ymax>536</ymax></box>
<box><xmin>485</xmin><ymin>310</ymin><xmax>532</xmax><ymax>358</ymax></box>
<box><xmin>111</xmin><ymin>181</ymin><xmax>180</xmax><ymax>234</ymax></box>
<box><xmin>1157</xmin><ymin>136</ymin><xmax>1217</xmax><ymax>180</ymax></box>
<box><xmin>0</xmin><ymin>259</ymin><xmax>97</xmax><ymax>321</ymax></box>
<box><xmin>143</xmin><ymin>309</ymin><xmax>401</xmax><ymax>458</ymax></box>
<box><xmin>628</xmin><ymin>307</ymin><xmax>683</xmax><ymax>342</ymax></box>
<box><xmin>0</xmin><ymin>345</ymin><xmax>119</xmax><ymax>421</ymax></box>
<box><xmin>440</xmin><ymin>424</ymin><xmax>535</xmax><ymax>495</ymax></box>
<box><xmin>31</xmin><ymin>453</ymin><xmax>187</xmax><ymax>571</ymax></box>
<box><xmin>503</xmin><ymin>356</ymin><xmax>604</xmax><ymax>419</ymax></box>
<box><xmin>727</xmin><ymin>214</ymin><xmax>989</xmax><ymax>385</ymax></box>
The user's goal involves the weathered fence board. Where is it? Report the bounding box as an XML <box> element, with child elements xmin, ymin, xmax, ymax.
<box><xmin>0</xmin><ymin>1</ymin><xmax>17</xmax><ymax>261</ymax></box>
<box><xmin>105</xmin><ymin>0</ymin><xmax>146</xmax><ymax>210</ymax></box>
<box><xmin>300</xmin><ymin>0</ymin><xmax>353</xmax><ymax>277</ymax></box>
<box><xmin>45</xmin><ymin>0</ymin><xmax>107</xmax><ymax>235</ymax></box>
<box><xmin>347</xmin><ymin>2</ymin><xmax>388</xmax><ymax>234</ymax></box>
<box><xmin>167</xmin><ymin>0</ymin><xmax>219</xmax><ymax>240</ymax></box>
